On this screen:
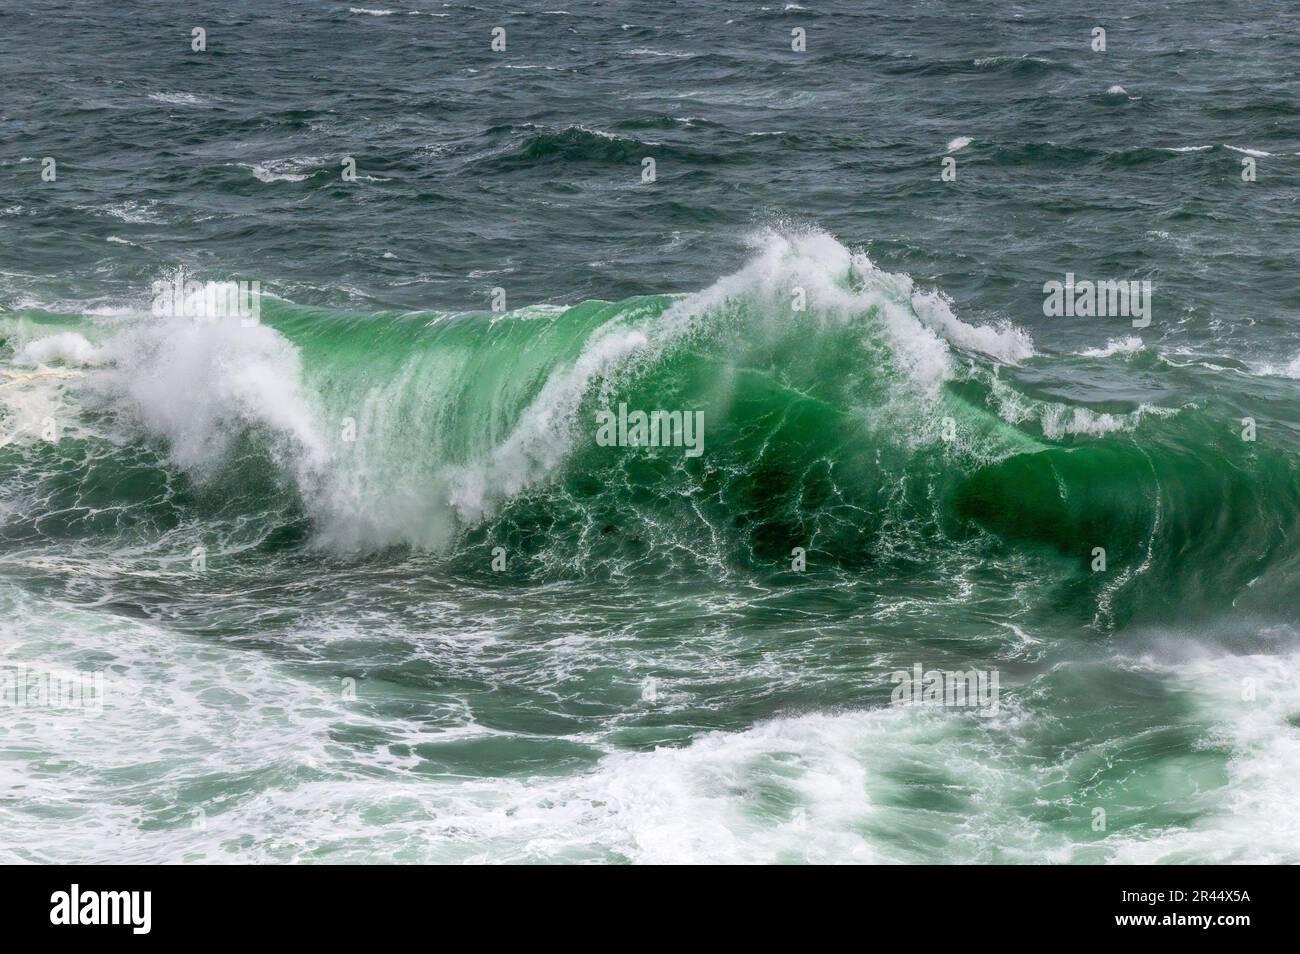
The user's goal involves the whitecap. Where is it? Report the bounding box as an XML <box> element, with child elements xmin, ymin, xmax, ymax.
<box><xmin>1224</xmin><ymin>144</ymin><xmax>1273</xmax><ymax>158</ymax></box>
<box><xmin>15</xmin><ymin>332</ymin><xmax>103</xmax><ymax>368</ymax></box>
<box><xmin>1077</xmin><ymin>336</ymin><xmax>1145</xmax><ymax>358</ymax></box>
<box><xmin>148</xmin><ymin>92</ymin><xmax>208</xmax><ymax>107</ymax></box>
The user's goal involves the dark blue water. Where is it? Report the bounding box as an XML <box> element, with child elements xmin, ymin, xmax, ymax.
<box><xmin>3</xmin><ymin>1</ymin><xmax>1298</xmax><ymax>354</ymax></box>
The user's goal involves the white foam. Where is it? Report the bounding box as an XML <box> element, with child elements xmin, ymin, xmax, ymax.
<box><xmin>1039</xmin><ymin>405</ymin><xmax>1131</xmax><ymax>438</ymax></box>
<box><xmin>1255</xmin><ymin>353</ymin><xmax>1300</xmax><ymax>379</ymax></box>
<box><xmin>0</xmin><ymin>587</ymin><xmax>1021</xmax><ymax>865</ymax></box>
<box><xmin>244</xmin><ymin>158</ymin><xmax>319</xmax><ymax>183</ymax></box>
<box><xmin>1102</xmin><ymin>649</ymin><xmax>1300</xmax><ymax>864</ymax></box>
<box><xmin>1224</xmin><ymin>144</ymin><xmax>1272</xmax><ymax>158</ymax></box>
<box><xmin>989</xmin><ymin>375</ymin><xmax>1174</xmax><ymax>438</ymax></box>
<box><xmin>0</xmin><ymin>330</ymin><xmax>94</xmax><ymax>445</ymax></box>
<box><xmin>250</xmin><ymin>167</ymin><xmax>308</xmax><ymax>183</ymax></box>
<box><xmin>622</xmin><ymin>48</ymin><xmax>693</xmax><ymax>58</ymax></box>
<box><xmin>61</xmin><ymin>300</ymin><xmax>434</xmax><ymax>548</ymax></box>
<box><xmin>148</xmin><ymin>92</ymin><xmax>208</xmax><ymax>107</ymax></box>
<box><xmin>76</xmin><ymin>200</ymin><xmax>165</xmax><ymax>224</ymax></box>
<box><xmin>5</xmin><ymin>584</ymin><xmax>1295</xmax><ymax>863</ymax></box>
<box><xmin>973</xmin><ymin>55</ymin><xmax>1052</xmax><ymax>67</ymax></box>
<box><xmin>446</xmin><ymin>325</ymin><xmax>651</xmax><ymax>524</ymax></box>
<box><xmin>91</xmin><ymin>314</ymin><xmax>329</xmax><ymax>485</ymax></box>
<box><xmin>906</xmin><ymin>283</ymin><xmax>1033</xmax><ymax>364</ymax></box>
<box><xmin>1077</xmin><ymin>336</ymin><xmax>1144</xmax><ymax>358</ymax></box>
<box><xmin>15</xmin><ymin>332</ymin><xmax>102</xmax><ymax>368</ymax></box>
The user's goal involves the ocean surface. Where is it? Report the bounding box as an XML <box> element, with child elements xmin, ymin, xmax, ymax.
<box><xmin>2</xmin><ymin>0</ymin><xmax>1299</xmax><ymax>863</ymax></box>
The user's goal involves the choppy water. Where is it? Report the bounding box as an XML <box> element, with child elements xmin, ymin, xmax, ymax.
<box><xmin>2</xmin><ymin>0</ymin><xmax>1299</xmax><ymax>863</ymax></box>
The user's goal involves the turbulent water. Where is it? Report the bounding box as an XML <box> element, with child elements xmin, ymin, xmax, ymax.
<box><xmin>2</xmin><ymin>0</ymin><xmax>1299</xmax><ymax>863</ymax></box>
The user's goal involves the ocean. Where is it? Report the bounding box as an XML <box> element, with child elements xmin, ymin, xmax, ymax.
<box><xmin>1</xmin><ymin>0</ymin><xmax>1298</xmax><ymax>863</ymax></box>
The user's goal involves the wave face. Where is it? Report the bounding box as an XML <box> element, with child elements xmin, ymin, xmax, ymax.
<box><xmin>3</xmin><ymin>231</ymin><xmax>1297</xmax><ymax>634</ymax></box>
